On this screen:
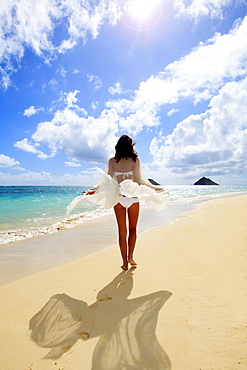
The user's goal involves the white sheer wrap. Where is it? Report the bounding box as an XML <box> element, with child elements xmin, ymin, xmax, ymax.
<box><xmin>67</xmin><ymin>160</ymin><xmax>169</xmax><ymax>215</ymax></box>
<box><xmin>67</xmin><ymin>169</ymin><xmax>119</xmax><ymax>215</ymax></box>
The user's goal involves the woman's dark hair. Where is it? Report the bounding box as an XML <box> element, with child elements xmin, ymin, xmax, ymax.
<box><xmin>114</xmin><ymin>135</ymin><xmax>138</xmax><ymax>162</ymax></box>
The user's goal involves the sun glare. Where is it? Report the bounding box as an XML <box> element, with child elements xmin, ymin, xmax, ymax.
<box><xmin>121</xmin><ymin>0</ymin><xmax>162</xmax><ymax>31</ymax></box>
<box><xmin>128</xmin><ymin>0</ymin><xmax>157</xmax><ymax>20</ymax></box>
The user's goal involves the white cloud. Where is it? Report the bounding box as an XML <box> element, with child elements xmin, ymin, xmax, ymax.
<box><xmin>167</xmin><ymin>108</ymin><xmax>179</xmax><ymax>116</ymax></box>
<box><xmin>173</xmin><ymin>0</ymin><xmax>242</xmax><ymax>21</ymax></box>
<box><xmin>0</xmin><ymin>0</ymin><xmax>121</xmax><ymax>88</ymax></box>
<box><xmin>141</xmin><ymin>16</ymin><xmax>247</xmax><ymax>105</ymax></box>
<box><xmin>119</xmin><ymin>109</ymin><xmax>160</xmax><ymax>135</ymax></box>
<box><xmin>1</xmin><ymin>0</ymin><xmax>242</xmax><ymax>88</ymax></box>
<box><xmin>106</xmin><ymin>16</ymin><xmax>247</xmax><ymax>134</ymax></box>
<box><xmin>0</xmin><ymin>0</ymin><xmax>54</xmax><ymax>63</ymax></box>
<box><xmin>0</xmin><ymin>66</ymin><xmax>12</xmax><ymax>90</ymax></box>
<box><xmin>0</xmin><ymin>170</ymin><xmax>54</xmax><ymax>185</ymax></box>
<box><xmin>65</xmin><ymin>161</ymin><xmax>81</xmax><ymax>167</ymax></box>
<box><xmin>64</xmin><ymin>90</ymin><xmax>79</xmax><ymax>107</ymax></box>
<box><xmin>108</xmin><ymin>82</ymin><xmax>130</xmax><ymax>95</ymax></box>
<box><xmin>87</xmin><ymin>74</ymin><xmax>103</xmax><ymax>90</ymax></box>
<box><xmin>31</xmin><ymin>108</ymin><xmax>119</xmax><ymax>162</ymax></box>
<box><xmin>91</xmin><ymin>101</ymin><xmax>98</xmax><ymax>110</ymax></box>
<box><xmin>14</xmin><ymin>138</ymin><xmax>40</xmax><ymax>154</ymax></box>
<box><xmin>15</xmin><ymin>90</ymin><xmax>120</xmax><ymax>163</ymax></box>
<box><xmin>57</xmin><ymin>66</ymin><xmax>67</xmax><ymax>77</ymax></box>
<box><xmin>105</xmin><ymin>98</ymin><xmax>132</xmax><ymax>114</ymax></box>
<box><xmin>0</xmin><ymin>154</ymin><xmax>19</xmax><ymax>167</ymax></box>
<box><xmin>0</xmin><ymin>168</ymin><xmax>102</xmax><ymax>185</ymax></box>
<box><xmin>149</xmin><ymin>77</ymin><xmax>247</xmax><ymax>179</ymax></box>
<box><xmin>57</xmin><ymin>38</ymin><xmax>77</xmax><ymax>54</ymax></box>
<box><xmin>0</xmin><ymin>0</ymin><xmax>121</xmax><ymax>62</ymax></box>
<box><xmin>161</xmin><ymin>19</ymin><xmax>247</xmax><ymax>102</ymax></box>
<box><xmin>48</xmin><ymin>78</ymin><xmax>58</xmax><ymax>89</ymax></box>
<box><xmin>14</xmin><ymin>138</ymin><xmax>54</xmax><ymax>159</ymax></box>
<box><xmin>62</xmin><ymin>0</ymin><xmax>120</xmax><ymax>42</ymax></box>
<box><xmin>63</xmin><ymin>91</ymin><xmax>88</xmax><ymax>115</ymax></box>
<box><xmin>23</xmin><ymin>105</ymin><xmax>44</xmax><ymax>117</ymax></box>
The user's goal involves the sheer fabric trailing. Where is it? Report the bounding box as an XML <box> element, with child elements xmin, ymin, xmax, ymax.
<box><xmin>67</xmin><ymin>159</ymin><xmax>169</xmax><ymax>215</ymax></box>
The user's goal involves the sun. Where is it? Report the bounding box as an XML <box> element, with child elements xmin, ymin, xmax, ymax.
<box><xmin>121</xmin><ymin>0</ymin><xmax>162</xmax><ymax>31</ymax></box>
<box><xmin>127</xmin><ymin>0</ymin><xmax>158</xmax><ymax>21</ymax></box>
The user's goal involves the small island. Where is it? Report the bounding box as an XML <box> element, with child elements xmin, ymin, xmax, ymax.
<box><xmin>148</xmin><ymin>178</ymin><xmax>160</xmax><ymax>185</ymax></box>
<box><xmin>194</xmin><ymin>177</ymin><xmax>219</xmax><ymax>185</ymax></box>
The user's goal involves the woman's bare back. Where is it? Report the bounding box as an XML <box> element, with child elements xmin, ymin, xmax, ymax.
<box><xmin>108</xmin><ymin>157</ymin><xmax>139</xmax><ymax>183</ymax></box>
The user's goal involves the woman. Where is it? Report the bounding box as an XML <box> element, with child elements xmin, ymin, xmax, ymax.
<box><xmin>107</xmin><ymin>135</ymin><xmax>140</xmax><ymax>270</ymax></box>
<box><xmin>67</xmin><ymin>135</ymin><xmax>169</xmax><ymax>270</ymax></box>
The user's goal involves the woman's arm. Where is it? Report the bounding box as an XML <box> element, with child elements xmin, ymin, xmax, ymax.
<box><xmin>134</xmin><ymin>158</ymin><xmax>166</xmax><ymax>192</ymax></box>
<box><xmin>84</xmin><ymin>190</ymin><xmax>96</xmax><ymax>195</ymax></box>
<box><xmin>85</xmin><ymin>159</ymin><xmax>114</xmax><ymax>195</ymax></box>
<box><xmin>107</xmin><ymin>158</ymin><xmax>114</xmax><ymax>178</ymax></box>
<box><xmin>133</xmin><ymin>158</ymin><xmax>142</xmax><ymax>185</ymax></box>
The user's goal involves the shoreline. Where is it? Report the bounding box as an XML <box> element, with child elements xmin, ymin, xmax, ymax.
<box><xmin>0</xmin><ymin>194</ymin><xmax>246</xmax><ymax>369</ymax></box>
<box><xmin>1</xmin><ymin>186</ymin><xmax>246</xmax><ymax>245</ymax></box>
<box><xmin>0</xmin><ymin>192</ymin><xmax>246</xmax><ymax>285</ymax></box>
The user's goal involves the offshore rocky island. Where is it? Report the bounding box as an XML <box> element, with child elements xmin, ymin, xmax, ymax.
<box><xmin>194</xmin><ymin>177</ymin><xmax>219</xmax><ymax>185</ymax></box>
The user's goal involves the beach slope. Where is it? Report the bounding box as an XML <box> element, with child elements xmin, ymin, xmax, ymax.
<box><xmin>0</xmin><ymin>195</ymin><xmax>246</xmax><ymax>369</ymax></box>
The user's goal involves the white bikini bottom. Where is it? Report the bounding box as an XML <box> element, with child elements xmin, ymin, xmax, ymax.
<box><xmin>119</xmin><ymin>196</ymin><xmax>139</xmax><ymax>209</ymax></box>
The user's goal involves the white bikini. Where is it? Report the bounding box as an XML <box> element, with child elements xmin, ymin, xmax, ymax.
<box><xmin>114</xmin><ymin>171</ymin><xmax>133</xmax><ymax>179</ymax></box>
<box><xmin>114</xmin><ymin>171</ymin><xmax>139</xmax><ymax>209</ymax></box>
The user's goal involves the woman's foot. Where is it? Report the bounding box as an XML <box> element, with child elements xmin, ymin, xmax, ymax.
<box><xmin>128</xmin><ymin>257</ymin><xmax>137</xmax><ymax>266</ymax></box>
<box><xmin>121</xmin><ymin>262</ymin><xmax>129</xmax><ymax>270</ymax></box>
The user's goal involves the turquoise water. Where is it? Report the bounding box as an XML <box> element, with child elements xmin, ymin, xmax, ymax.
<box><xmin>0</xmin><ymin>184</ymin><xmax>246</xmax><ymax>244</ymax></box>
<box><xmin>0</xmin><ymin>186</ymin><xmax>92</xmax><ymax>228</ymax></box>
<box><xmin>0</xmin><ymin>186</ymin><xmax>111</xmax><ymax>244</ymax></box>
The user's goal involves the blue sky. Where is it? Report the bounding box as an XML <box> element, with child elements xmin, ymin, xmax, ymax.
<box><xmin>0</xmin><ymin>0</ymin><xmax>247</xmax><ymax>186</ymax></box>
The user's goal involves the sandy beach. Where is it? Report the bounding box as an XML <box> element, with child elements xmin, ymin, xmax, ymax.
<box><xmin>0</xmin><ymin>194</ymin><xmax>246</xmax><ymax>369</ymax></box>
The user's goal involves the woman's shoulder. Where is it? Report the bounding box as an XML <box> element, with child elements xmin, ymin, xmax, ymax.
<box><xmin>134</xmin><ymin>157</ymin><xmax>140</xmax><ymax>165</ymax></box>
<box><xmin>108</xmin><ymin>157</ymin><xmax>116</xmax><ymax>164</ymax></box>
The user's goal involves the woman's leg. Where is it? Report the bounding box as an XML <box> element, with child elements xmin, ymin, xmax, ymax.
<box><xmin>127</xmin><ymin>202</ymin><xmax>140</xmax><ymax>265</ymax></box>
<box><xmin>114</xmin><ymin>203</ymin><xmax>128</xmax><ymax>270</ymax></box>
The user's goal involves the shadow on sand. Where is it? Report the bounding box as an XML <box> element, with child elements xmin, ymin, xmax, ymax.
<box><xmin>29</xmin><ymin>268</ymin><xmax>172</xmax><ymax>369</ymax></box>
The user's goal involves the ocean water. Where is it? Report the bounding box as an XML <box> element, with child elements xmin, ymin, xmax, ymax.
<box><xmin>0</xmin><ymin>184</ymin><xmax>246</xmax><ymax>245</ymax></box>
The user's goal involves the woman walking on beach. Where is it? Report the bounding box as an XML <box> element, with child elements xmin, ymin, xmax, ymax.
<box><xmin>67</xmin><ymin>135</ymin><xmax>169</xmax><ymax>270</ymax></box>
<box><xmin>105</xmin><ymin>135</ymin><xmax>140</xmax><ymax>270</ymax></box>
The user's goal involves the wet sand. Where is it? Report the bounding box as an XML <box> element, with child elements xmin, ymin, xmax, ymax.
<box><xmin>0</xmin><ymin>200</ymin><xmax>201</xmax><ymax>285</ymax></box>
